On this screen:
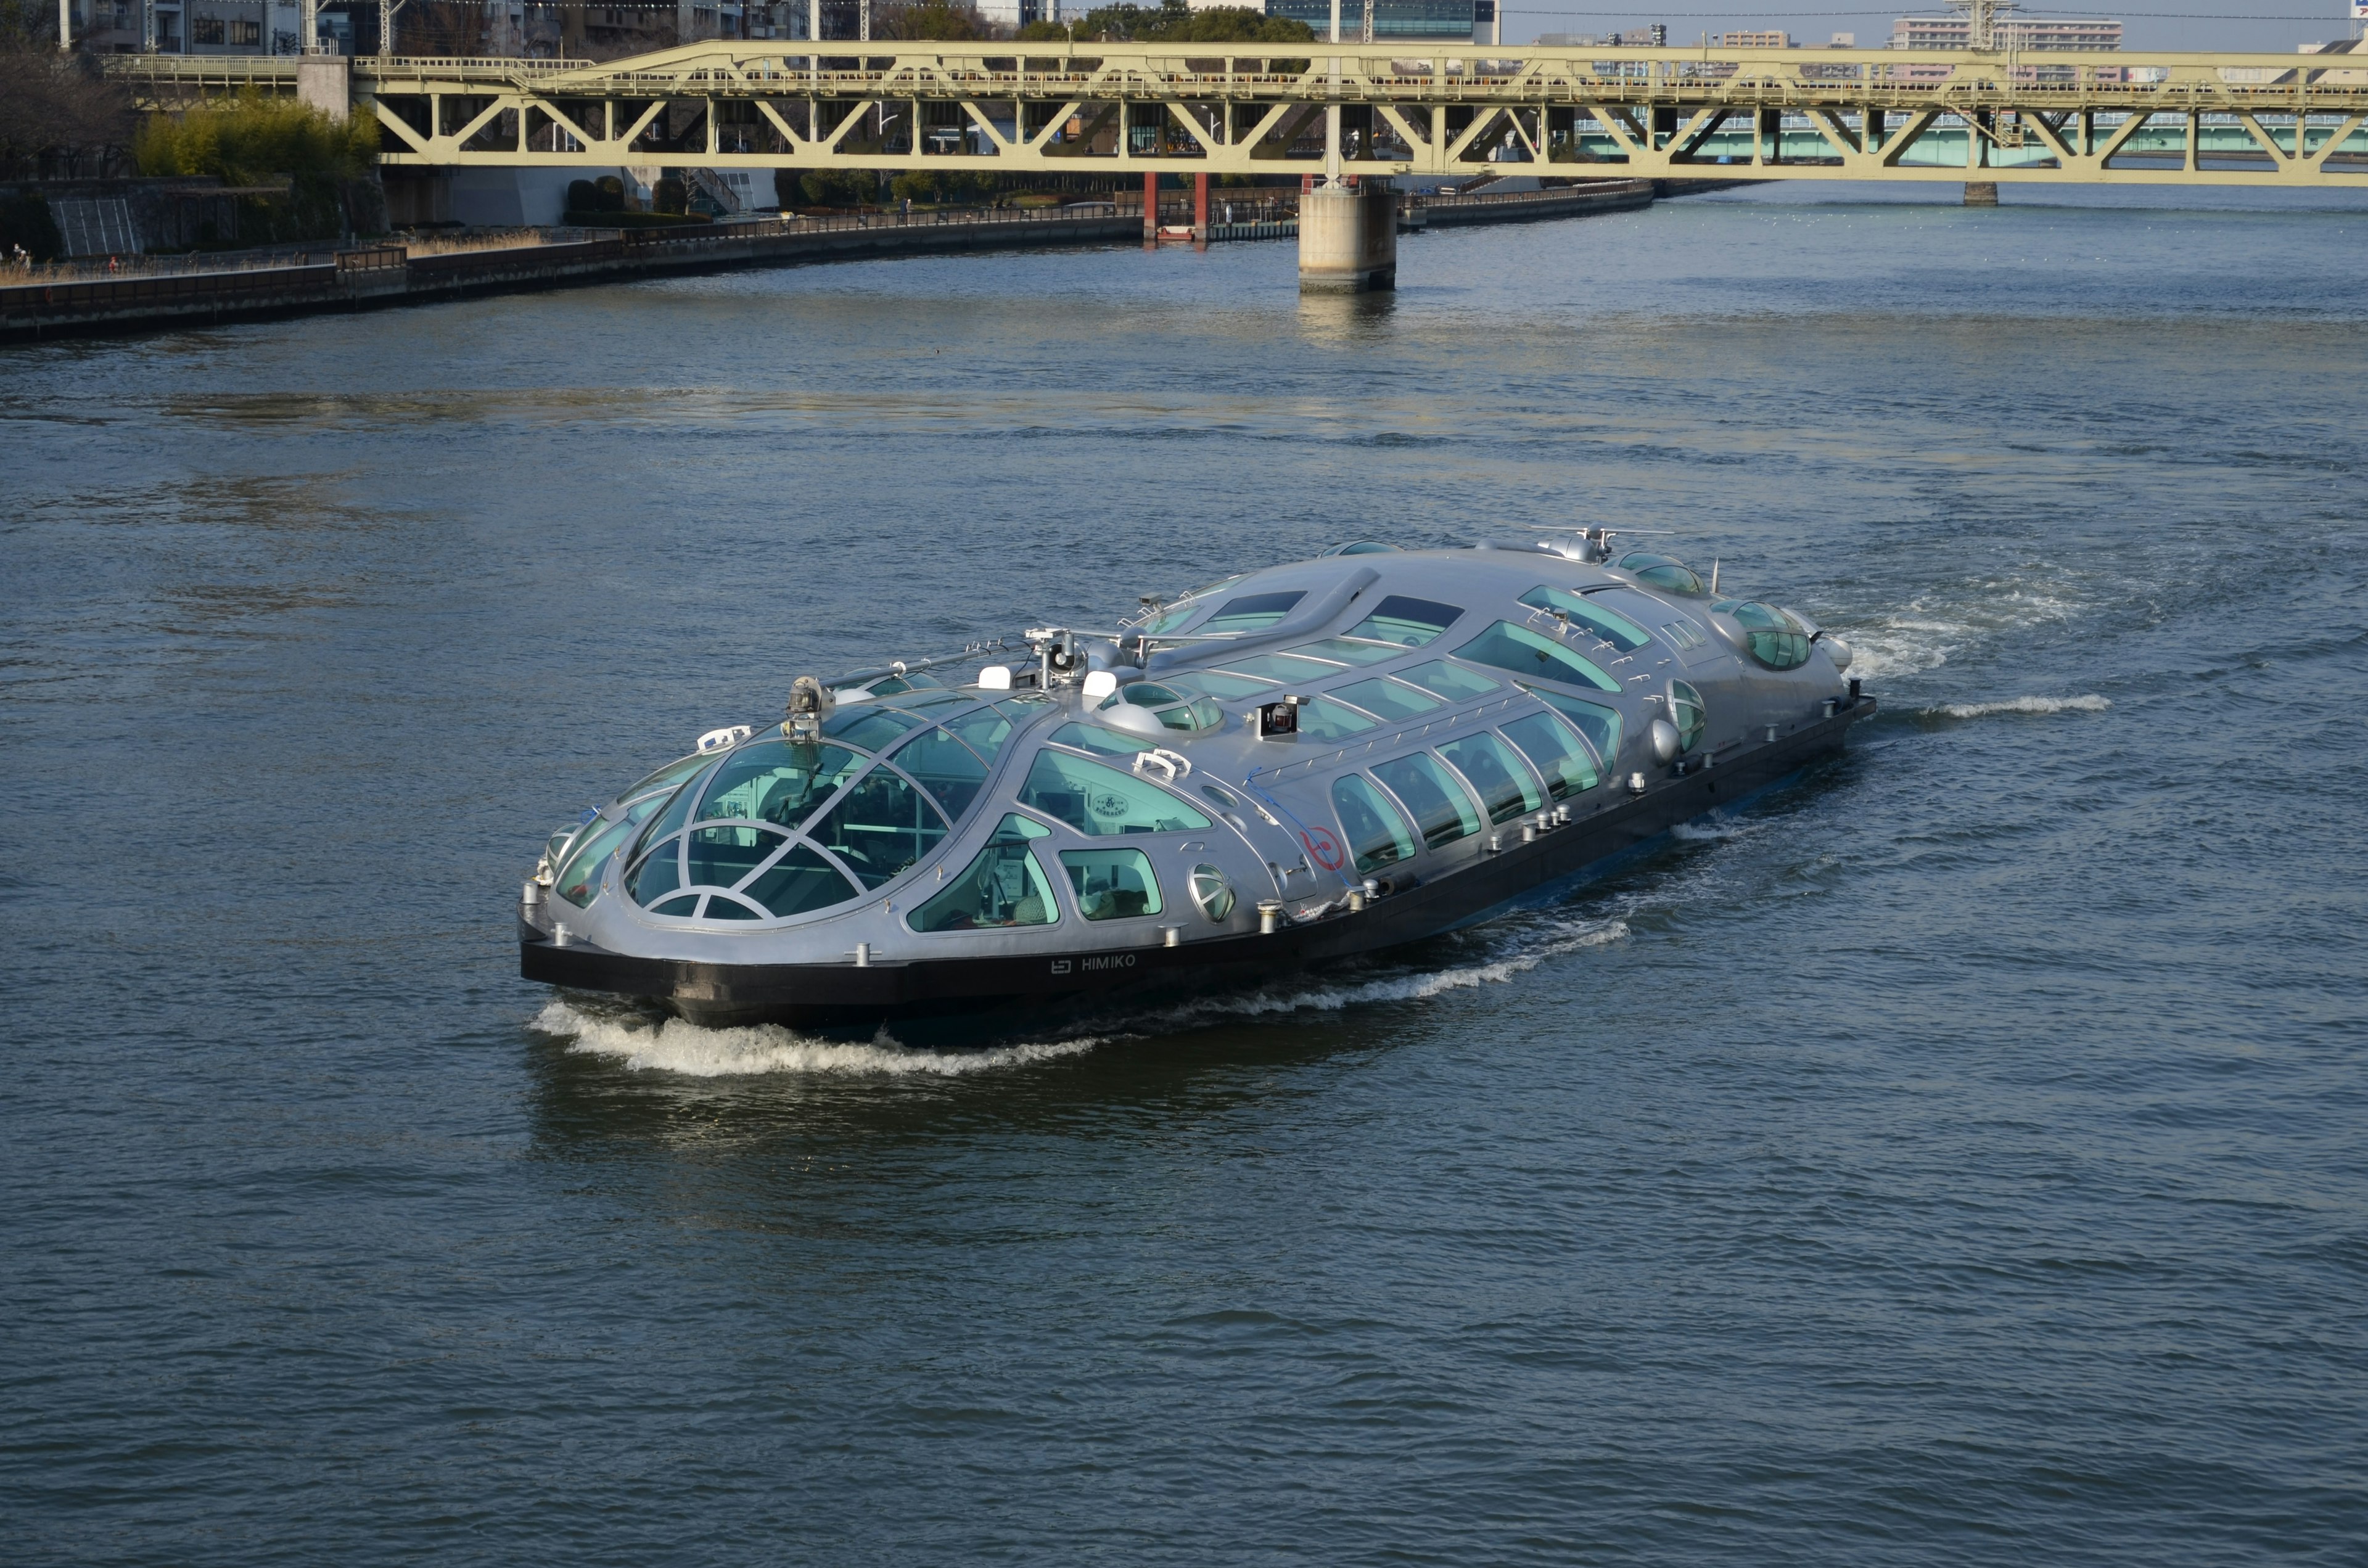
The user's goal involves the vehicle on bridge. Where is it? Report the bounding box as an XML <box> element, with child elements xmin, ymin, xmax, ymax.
<box><xmin>519</xmin><ymin>538</ymin><xmax>1872</xmax><ymax>1032</ymax></box>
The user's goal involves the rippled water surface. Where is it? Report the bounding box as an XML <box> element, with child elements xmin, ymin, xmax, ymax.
<box><xmin>5</xmin><ymin>185</ymin><xmax>2366</xmax><ymax>1565</ymax></box>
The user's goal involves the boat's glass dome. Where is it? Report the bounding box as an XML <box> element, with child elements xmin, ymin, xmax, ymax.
<box><xmin>1617</xmin><ymin>552</ymin><xmax>1708</xmax><ymax>597</ymax></box>
<box><xmin>908</xmin><ymin>815</ymin><xmax>1057</xmax><ymax>932</ymax></box>
<box><xmin>1670</xmin><ymin>681</ymin><xmax>1708</xmax><ymax>753</ymax></box>
<box><xmin>1098</xmin><ymin>681</ymin><xmax>1225</xmax><ymax>734</ymax></box>
<box><xmin>619</xmin><ymin>697</ymin><xmax>1021</xmax><ymax>925</ymax></box>
<box><xmin>1714</xmin><ymin>600</ymin><xmax>1814</xmax><ymax>670</ymax></box>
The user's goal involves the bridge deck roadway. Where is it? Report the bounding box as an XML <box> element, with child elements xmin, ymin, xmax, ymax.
<box><xmin>109</xmin><ymin>43</ymin><xmax>2368</xmax><ymax>186</ymax></box>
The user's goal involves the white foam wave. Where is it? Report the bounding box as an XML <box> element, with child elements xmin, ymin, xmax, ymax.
<box><xmin>532</xmin><ymin>998</ymin><xmax>1103</xmax><ymax>1078</ymax></box>
<box><xmin>1670</xmin><ymin>818</ymin><xmax>1761</xmax><ymax>844</ymax></box>
<box><xmin>1931</xmin><ymin>694</ymin><xmax>2112</xmax><ymax>720</ymax></box>
<box><xmin>529</xmin><ymin>919</ymin><xmax>1633</xmax><ymax>1076</ymax></box>
<box><xmin>1156</xmin><ymin>919</ymin><xmax>1632</xmax><ymax>1022</ymax></box>
<box><xmin>1840</xmin><ymin>579</ymin><xmax>2089</xmax><ymax>683</ymax></box>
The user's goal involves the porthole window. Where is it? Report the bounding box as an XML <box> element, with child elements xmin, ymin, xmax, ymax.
<box><xmin>1059</xmin><ymin>847</ymin><xmax>1164</xmax><ymax>921</ymax></box>
<box><xmin>1331</xmin><ymin>775</ymin><xmax>1416</xmax><ymax>875</ymax></box>
<box><xmin>1616</xmin><ymin>552</ymin><xmax>1708</xmax><ymax>597</ymax></box>
<box><xmin>908</xmin><ymin>816</ymin><xmax>1058</xmax><ymax>932</ymax></box>
<box><xmin>1188</xmin><ymin>863</ymin><xmax>1237</xmax><ymax>922</ymax></box>
<box><xmin>1670</xmin><ymin>681</ymin><xmax>1707</xmax><ymax>753</ymax></box>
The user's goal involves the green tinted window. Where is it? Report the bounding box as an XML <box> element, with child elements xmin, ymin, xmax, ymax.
<box><xmin>944</xmin><ymin>706</ymin><xmax>1017</xmax><ymax>766</ymax></box>
<box><xmin>1329</xmin><ymin>678</ymin><xmax>1444</xmax><ymax>721</ymax></box>
<box><xmin>1286</xmin><ymin>638</ymin><xmax>1403</xmax><ymax>667</ymax></box>
<box><xmin>619</xmin><ymin>750</ymin><xmax>715</xmax><ymax>805</ymax></box>
<box><xmin>908</xmin><ymin>815</ymin><xmax>1056</xmax><ymax>932</ymax></box>
<box><xmin>699</xmin><ymin>740</ymin><xmax>865</xmax><ymax>827</ymax></box>
<box><xmin>1060</xmin><ymin>847</ymin><xmax>1164</xmax><ymax>921</ymax></box>
<box><xmin>1050</xmin><ymin>722</ymin><xmax>1149</xmax><ymax>757</ymax></box>
<box><xmin>1453</xmin><ymin>621</ymin><xmax>1621</xmax><ymax>694</ymax></box>
<box><xmin>628</xmin><ymin>773</ymin><xmax>704</xmax><ymax>864</ymax></box>
<box><xmin>1342</xmin><ymin>595</ymin><xmax>1463</xmax><ymax>647</ymax></box>
<box><xmin>687</xmin><ymin>824</ymin><xmax>785</xmax><ymax>889</ymax></box>
<box><xmin>1017</xmin><ymin>750</ymin><xmax>1212</xmax><ymax>836</ymax></box>
<box><xmin>1202</xmin><ymin>591</ymin><xmax>1305</xmax><ymax>633</ymax></box>
<box><xmin>1437</xmin><ymin>734</ymin><xmax>1544</xmax><ymax>825</ymax></box>
<box><xmin>628</xmin><ymin>836</ymin><xmax>683</xmax><ymax>905</ymax></box>
<box><xmin>1296</xmin><ymin>697</ymin><xmax>1377</xmax><ymax>742</ymax></box>
<box><xmin>809</xmin><ymin>767</ymin><xmax>948</xmax><ymax>888</ymax></box>
<box><xmin>553</xmin><ymin>812</ymin><xmax>638</xmax><ymax>908</ymax></box>
<box><xmin>1215</xmin><ymin>652</ymin><xmax>1343</xmax><ymax>683</ymax></box>
<box><xmin>1399</xmin><ymin>660</ymin><xmax>1498</xmax><ymax>701</ymax></box>
<box><xmin>1500</xmin><ymin>712</ymin><xmax>1602</xmax><ymax>800</ymax></box>
<box><xmin>1518</xmin><ymin>585</ymin><xmax>1653</xmax><ymax>652</ymax></box>
<box><xmin>744</xmin><ymin>844</ymin><xmax>859</xmax><ymax>919</ymax></box>
<box><xmin>1725</xmin><ymin>601</ymin><xmax>1812</xmax><ymax>670</ymax></box>
<box><xmin>822</xmin><ymin>705</ymin><xmax>928</xmax><ymax>752</ymax></box>
<box><xmin>1617</xmin><ymin>552</ymin><xmax>1708</xmax><ymax>596</ymax></box>
<box><xmin>1164</xmin><ymin>671</ymin><xmax>1274</xmax><ymax>700</ymax></box>
<box><xmin>1332</xmin><ymin>774</ymin><xmax>1416</xmax><ymax>875</ymax></box>
<box><xmin>1372</xmin><ymin>753</ymin><xmax>1482</xmax><ymax>850</ymax></box>
<box><xmin>892</xmin><ymin>726</ymin><xmax>990</xmax><ymax>821</ymax></box>
<box><xmin>1525</xmin><ymin>688</ymin><xmax>1624</xmax><ymax>772</ymax></box>
<box><xmin>1671</xmin><ymin>681</ymin><xmax>1706</xmax><ymax>753</ymax></box>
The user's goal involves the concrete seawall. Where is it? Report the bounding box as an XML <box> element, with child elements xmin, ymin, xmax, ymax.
<box><xmin>0</xmin><ymin>209</ymin><xmax>1140</xmax><ymax>343</ymax></box>
<box><xmin>2</xmin><ymin>181</ymin><xmax>1756</xmax><ymax>343</ymax></box>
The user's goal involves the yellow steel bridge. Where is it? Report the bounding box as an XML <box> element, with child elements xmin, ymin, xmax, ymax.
<box><xmin>110</xmin><ymin>41</ymin><xmax>2368</xmax><ymax>189</ymax></box>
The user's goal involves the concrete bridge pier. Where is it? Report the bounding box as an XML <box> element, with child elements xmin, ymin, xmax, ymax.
<box><xmin>1963</xmin><ymin>181</ymin><xmax>1999</xmax><ymax>206</ymax></box>
<box><xmin>1298</xmin><ymin>179</ymin><xmax>1397</xmax><ymax>293</ymax></box>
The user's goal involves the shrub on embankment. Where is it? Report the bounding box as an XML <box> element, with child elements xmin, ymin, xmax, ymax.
<box><xmin>135</xmin><ymin>92</ymin><xmax>377</xmax><ymax>245</ymax></box>
<box><xmin>1</xmin><ymin>191</ymin><xmax>64</xmax><ymax>261</ymax></box>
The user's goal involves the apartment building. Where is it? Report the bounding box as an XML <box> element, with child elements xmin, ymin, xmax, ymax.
<box><xmin>1889</xmin><ymin>15</ymin><xmax>2123</xmax><ymax>51</ymax></box>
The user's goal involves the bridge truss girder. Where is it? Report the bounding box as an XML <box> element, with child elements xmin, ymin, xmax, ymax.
<box><xmin>112</xmin><ymin>42</ymin><xmax>2368</xmax><ymax>186</ymax></box>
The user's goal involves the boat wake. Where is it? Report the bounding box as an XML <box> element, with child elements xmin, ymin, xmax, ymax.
<box><xmin>1927</xmin><ymin>694</ymin><xmax>2112</xmax><ymax>720</ymax></box>
<box><xmin>527</xmin><ymin>916</ymin><xmax>1631</xmax><ymax>1078</ymax></box>
<box><xmin>531</xmin><ymin>997</ymin><xmax>1106</xmax><ymax>1078</ymax></box>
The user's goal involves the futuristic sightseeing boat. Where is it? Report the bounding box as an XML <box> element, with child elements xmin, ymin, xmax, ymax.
<box><xmin>520</xmin><ymin>535</ymin><xmax>1872</xmax><ymax>1030</ymax></box>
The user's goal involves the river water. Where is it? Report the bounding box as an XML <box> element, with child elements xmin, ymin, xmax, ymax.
<box><xmin>5</xmin><ymin>183</ymin><xmax>2366</xmax><ymax>1564</ymax></box>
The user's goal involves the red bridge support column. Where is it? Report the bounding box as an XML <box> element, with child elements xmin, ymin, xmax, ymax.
<box><xmin>1143</xmin><ymin>171</ymin><xmax>1159</xmax><ymax>244</ymax></box>
<box><xmin>1194</xmin><ymin>171</ymin><xmax>1209</xmax><ymax>248</ymax></box>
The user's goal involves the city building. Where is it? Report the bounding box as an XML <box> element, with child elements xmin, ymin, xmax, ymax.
<box><xmin>1714</xmin><ymin>30</ymin><xmax>1789</xmax><ymax>47</ymax></box>
<box><xmin>1266</xmin><ymin>0</ymin><xmax>1487</xmax><ymax>43</ymax></box>
<box><xmin>1890</xmin><ymin>15</ymin><xmax>2122</xmax><ymax>50</ymax></box>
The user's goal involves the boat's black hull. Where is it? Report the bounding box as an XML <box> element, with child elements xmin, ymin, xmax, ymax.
<box><xmin>523</xmin><ymin>697</ymin><xmax>1873</xmax><ymax>1030</ymax></box>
